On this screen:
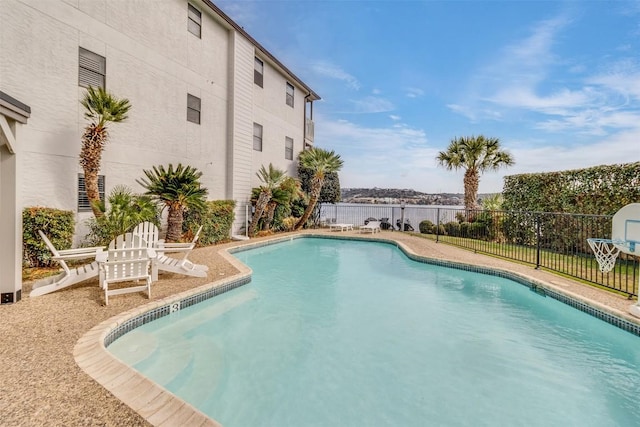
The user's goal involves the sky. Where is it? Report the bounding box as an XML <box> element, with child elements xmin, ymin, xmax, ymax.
<box><xmin>216</xmin><ymin>0</ymin><xmax>640</xmax><ymax>194</ymax></box>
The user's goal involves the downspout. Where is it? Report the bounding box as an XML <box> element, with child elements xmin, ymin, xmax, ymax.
<box><xmin>304</xmin><ymin>93</ymin><xmax>313</xmax><ymax>150</ymax></box>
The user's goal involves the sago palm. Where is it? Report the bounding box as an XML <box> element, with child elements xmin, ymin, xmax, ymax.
<box><xmin>79</xmin><ymin>86</ymin><xmax>131</xmax><ymax>217</ymax></box>
<box><xmin>436</xmin><ymin>135</ymin><xmax>514</xmax><ymax>211</ymax></box>
<box><xmin>137</xmin><ymin>164</ymin><xmax>208</xmax><ymax>242</ymax></box>
<box><xmin>295</xmin><ymin>148</ymin><xmax>344</xmax><ymax>230</ymax></box>
<box><xmin>248</xmin><ymin>164</ymin><xmax>286</xmax><ymax>237</ymax></box>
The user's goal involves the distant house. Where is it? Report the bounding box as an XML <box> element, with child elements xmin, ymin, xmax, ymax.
<box><xmin>0</xmin><ymin>0</ymin><xmax>319</xmax><ymax>303</ymax></box>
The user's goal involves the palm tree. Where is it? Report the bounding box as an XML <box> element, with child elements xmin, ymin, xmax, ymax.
<box><xmin>436</xmin><ymin>135</ymin><xmax>514</xmax><ymax>211</ymax></box>
<box><xmin>137</xmin><ymin>164</ymin><xmax>208</xmax><ymax>242</ymax></box>
<box><xmin>263</xmin><ymin>177</ymin><xmax>303</xmax><ymax>231</ymax></box>
<box><xmin>248</xmin><ymin>164</ymin><xmax>286</xmax><ymax>237</ymax></box>
<box><xmin>79</xmin><ymin>86</ymin><xmax>131</xmax><ymax>217</ymax></box>
<box><xmin>84</xmin><ymin>185</ymin><xmax>159</xmax><ymax>246</ymax></box>
<box><xmin>294</xmin><ymin>148</ymin><xmax>344</xmax><ymax>230</ymax></box>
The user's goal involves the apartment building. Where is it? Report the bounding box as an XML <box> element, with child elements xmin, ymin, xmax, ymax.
<box><xmin>0</xmin><ymin>0</ymin><xmax>319</xmax><ymax>303</ymax></box>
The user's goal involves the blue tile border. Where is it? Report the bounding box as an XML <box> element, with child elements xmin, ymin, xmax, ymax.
<box><xmin>103</xmin><ymin>233</ymin><xmax>640</xmax><ymax>348</ymax></box>
<box><xmin>104</xmin><ymin>276</ymin><xmax>251</xmax><ymax>347</ymax></box>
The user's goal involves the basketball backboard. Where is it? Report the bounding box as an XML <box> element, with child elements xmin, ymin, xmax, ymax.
<box><xmin>612</xmin><ymin>203</ymin><xmax>640</xmax><ymax>255</ymax></box>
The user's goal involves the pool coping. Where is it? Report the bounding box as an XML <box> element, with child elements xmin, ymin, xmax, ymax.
<box><xmin>73</xmin><ymin>233</ymin><xmax>640</xmax><ymax>426</ymax></box>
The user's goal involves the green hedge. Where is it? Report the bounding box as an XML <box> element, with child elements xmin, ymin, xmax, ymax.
<box><xmin>419</xmin><ymin>220</ymin><xmax>435</xmax><ymax>234</ymax></box>
<box><xmin>184</xmin><ymin>200</ymin><xmax>235</xmax><ymax>245</ymax></box>
<box><xmin>503</xmin><ymin>162</ymin><xmax>640</xmax><ymax>215</ymax></box>
<box><xmin>23</xmin><ymin>207</ymin><xmax>75</xmax><ymax>268</ymax></box>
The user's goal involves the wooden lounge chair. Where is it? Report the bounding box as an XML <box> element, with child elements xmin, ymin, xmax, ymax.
<box><xmin>359</xmin><ymin>220</ymin><xmax>381</xmax><ymax>234</ymax></box>
<box><xmin>132</xmin><ymin>222</ymin><xmax>208</xmax><ymax>281</ymax></box>
<box><xmin>99</xmin><ymin>243</ymin><xmax>152</xmax><ymax>305</ymax></box>
<box><xmin>30</xmin><ymin>231</ymin><xmax>104</xmax><ymax>297</ymax></box>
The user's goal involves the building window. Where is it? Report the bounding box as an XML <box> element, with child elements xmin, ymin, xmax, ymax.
<box><xmin>254</xmin><ymin>57</ymin><xmax>264</xmax><ymax>88</ymax></box>
<box><xmin>79</xmin><ymin>48</ymin><xmax>106</xmax><ymax>89</ymax></box>
<box><xmin>187</xmin><ymin>94</ymin><xmax>201</xmax><ymax>124</ymax></box>
<box><xmin>285</xmin><ymin>136</ymin><xmax>294</xmax><ymax>160</ymax></box>
<box><xmin>188</xmin><ymin>4</ymin><xmax>201</xmax><ymax>38</ymax></box>
<box><xmin>78</xmin><ymin>174</ymin><xmax>105</xmax><ymax>212</ymax></box>
<box><xmin>286</xmin><ymin>82</ymin><xmax>294</xmax><ymax>107</ymax></box>
<box><xmin>253</xmin><ymin>123</ymin><xmax>263</xmax><ymax>151</ymax></box>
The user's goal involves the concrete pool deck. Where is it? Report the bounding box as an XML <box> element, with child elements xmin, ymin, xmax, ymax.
<box><xmin>2</xmin><ymin>230</ymin><xmax>639</xmax><ymax>426</ymax></box>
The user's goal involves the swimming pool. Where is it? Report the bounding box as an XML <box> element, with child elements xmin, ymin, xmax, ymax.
<box><xmin>109</xmin><ymin>238</ymin><xmax>640</xmax><ymax>426</ymax></box>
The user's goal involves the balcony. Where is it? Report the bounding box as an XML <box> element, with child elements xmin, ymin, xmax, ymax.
<box><xmin>305</xmin><ymin>118</ymin><xmax>314</xmax><ymax>144</ymax></box>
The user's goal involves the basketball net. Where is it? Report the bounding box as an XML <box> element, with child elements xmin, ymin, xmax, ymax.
<box><xmin>587</xmin><ymin>238</ymin><xmax>621</xmax><ymax>273</ymax></box>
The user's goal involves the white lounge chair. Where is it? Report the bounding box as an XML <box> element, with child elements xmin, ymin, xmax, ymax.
<box><xmin>329</xmin><ymin>223</ymin><xmax>354</xmax><ymax>232</ymax></box>
<box><xmin>30</xmin><ymin>231</ymin><xmax>104</xmax><ymax>297</ymax></box>
<box><xmin>359</xmin><ymin>220</ymin><xmax>381</xmax><ymax>234</ymax></box>
<box><xmin>99</xmin><ymin>244</ymin><xmax>152</xmax><ymax>305</ymax></box>
<box><xmin>132</xmin><ymin>222</ymin><xmax>208</xmax><ymax>281</ymax></box>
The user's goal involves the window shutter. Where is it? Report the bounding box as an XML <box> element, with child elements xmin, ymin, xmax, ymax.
<box><xmin>79</xmin><ymin>48</ymin><xmax>106</xmax><ymax>88</ymax></box>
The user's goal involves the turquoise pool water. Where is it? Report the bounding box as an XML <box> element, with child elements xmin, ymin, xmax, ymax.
<box><xmin>109</xmin><ymin>238</ymin><xmax>640</xmax><ymax>426</ymax></box>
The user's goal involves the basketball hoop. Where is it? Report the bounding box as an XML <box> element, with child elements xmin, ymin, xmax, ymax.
<box><xmin>587</xmin><ymin>238</ymin><xmax>622</xmax><ymax>273</ymax></box>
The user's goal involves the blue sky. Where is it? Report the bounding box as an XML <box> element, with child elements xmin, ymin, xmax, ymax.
<box><xmin>217</xmin><ymin>0</ymin><xmax>640</xmax><ymax>194</ymax></box>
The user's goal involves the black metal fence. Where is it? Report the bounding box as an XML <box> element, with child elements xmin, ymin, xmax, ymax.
<box><xmin>319</xmin><ymin>204</ymin><xmax>639</xmax><ymax>297</ymax></box>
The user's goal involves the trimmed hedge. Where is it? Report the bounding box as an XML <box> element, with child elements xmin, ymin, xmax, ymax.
<box><xmin>503</xmin><ymin>162</ymin><xmax>640</xmax><ymax>215</ymax></box>
<box><xmin>419</xmin><ymin>220</ymin><xmax>435</xmax><ymax>234</ymax></box>
<box><xmin>23</xmin><ymin>207</ymin><xmax>75</xmax><ymax>267</ymax></box>
<box><xmin>184</xmin><ymin>200</ymin><xmax>235</xmax><ymax>245</ymax></box>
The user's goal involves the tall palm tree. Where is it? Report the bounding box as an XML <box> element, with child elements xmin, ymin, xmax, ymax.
<box><xmin>137</xmin><ymin>164</ymin><xmax>208</xmax><ymax>242</ymax></box>
<box><xmin>248</xmin><ymin>164</ymin><xmax>286</xmax><ymax>237</ymax></box>
<box><xmin>79</xmin><ymin>86</ymin><xmax>131</xmax><ymax>217</ymax></box>
<box><xmin>294</xmin><ymin>148</ymin><xmax>344</xmax><ymax>230</ymax></box>
<box><xmin>436</xmin><ymin>135</ymin><xmax>514</xmax><ymax>211</ymax></box>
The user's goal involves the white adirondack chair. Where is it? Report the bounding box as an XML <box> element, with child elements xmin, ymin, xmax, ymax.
<box><xmin>133</xmin><ymin>222</ymin><xmax>208</xmax><ymax>281</ymax></box>
<box><xmin>99</xmin><ymin>233</ymin><xmax>152</xmax><ymax>305</ymax></box>
<box><xmin>30</xmin><ymin>231</ymin><xmax>104</xmax><ymax>297</ymax></box>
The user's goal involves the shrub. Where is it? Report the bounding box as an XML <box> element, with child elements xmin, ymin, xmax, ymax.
<box><xmin>184</xmin><ymin>200</ymin><xmax>235</xmax><ymax>245</ymax></box>
<box><xmin>419</xmin><ymin>220</ymin><xmax>435</xmax><ymax>234</ymax></box>
<box><xmin>23</xmin><ymin>207</ymin><xmax>75</xmax><ymax>267</ymax></box>
<box><xmin>85</xmin><ymin>185</ymin><xmax>159</xmax><ymax>246</ymax></box>
<box><xmin>444</xmin><ymin>221</ymin><xmax>460</xmax><ymax>236</ymax></box>
<box><xmin>281</xmin><ymin>216</ymin><xmax>298</xmax><ymax>231</ymax></box>
<box><xmin>459</xmin><ymin>221</ymin><xmax>472</xmax><ymax>237</ymax></box>
<box><xmin>435</xmin><ymin>224</ymin><xmax>446</xmax><ymax>235</ymax></box>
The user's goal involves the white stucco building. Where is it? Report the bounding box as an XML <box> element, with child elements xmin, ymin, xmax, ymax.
<box><xmin>0</xmin><ymin>0</ymin><xmax>319</xmax><ymax>303</ymax></box>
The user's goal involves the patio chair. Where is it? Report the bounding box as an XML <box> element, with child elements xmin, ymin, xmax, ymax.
<box><xmin>99</xmin><ymin>243</ymin><xmax>152</xmax><ymax>305</ymax></box>
<box><xmin>133</xmin><ymin>222</ymin><xmax>208</xmax><ymax>280</ymax></box>
<box><xmin>30</xmin><ymin>231</ymin><xmax>104</xmax><ymax>297</ymax></box>
<box><xmin>359</xmin><ymin>220</ymin><xmax>381</xmax><ymax>234</ymax></box>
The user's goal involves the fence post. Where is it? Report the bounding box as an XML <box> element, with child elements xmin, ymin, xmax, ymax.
<box><xmin>535</xmin><ymin>214</ymin><xmax>541</xmax><ymax>269</ymax></box>
<box><xmin>436</xmin><ymin>208</ymin><xmax>440</xmax><ymax>243</ymax></box>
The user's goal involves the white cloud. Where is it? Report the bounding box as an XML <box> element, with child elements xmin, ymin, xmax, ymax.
<box><xmin>315</xmin><ymin>118</ymin><xmax>469</xmax><ymax>193</ymax></box>
<box><xmin>587</xmin><ymin>60</ymin><xmax>640</xmax><ymax>100</ymax></box>
<box><xmin>405</xmin><ymin>87</ymin><xmax>424</xmax><ymax>98</ymax></box>
<box><xmin>488</xmin><ymin>86</ymin><xmax>594</xmax><ymax>115</ymax></box>
<box><xmin>447</xmin><ymin>12</ymin><xmax>640</xmax><ymax>141</ymax></box>
<box><xmin>348</xmin><ymin>96</ymin><xmax>395</xmax><ymax>114</ymax></box>
<box><xmin>314</xmin><ymin>115</ymin><xmax>640</xmax><ymax>194</ymax></box>
<box><xmin>311</xmin><ymin>61</ymin><xmax>361</xmax><ymax>90</ymax></box>
<box><xmin>446</xmin><ymin>104</ymin><xmax>502</xmax><ymax>122</ymax></box>
<box><xmin>389</xmin><ymin>115</ymin><xmax>401</xmax><ymax>121</ymax></box>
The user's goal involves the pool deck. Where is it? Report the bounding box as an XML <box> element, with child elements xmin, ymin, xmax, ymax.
<box><xmin>2</xmin><ymin>230</ymin><xmax>639</xmax><ymax>426</ymax></box>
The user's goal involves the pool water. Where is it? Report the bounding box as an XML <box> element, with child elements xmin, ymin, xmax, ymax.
<box><xmin>109</xmin><ymin>238</ymin><xmax>640</xmax><ymax>426</ymax></box>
